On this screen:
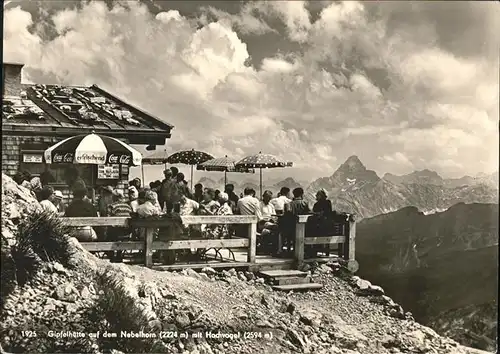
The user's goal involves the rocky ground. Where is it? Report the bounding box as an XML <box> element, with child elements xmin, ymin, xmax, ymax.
<box><xmin>1</xmin><ymin>256</ymin><xmax>493</xmax><ymax>354</ymax></box>
<box><xmin>0</xmin><ymin>173</ymin><xmax>494</xmax><ymax>353</ymax></box>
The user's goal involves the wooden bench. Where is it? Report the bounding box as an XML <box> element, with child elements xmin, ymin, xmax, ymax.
<box><xmin>61</xmin><ymin>215</ymin><xmax>258</xmax><ymax>268</ymax></box>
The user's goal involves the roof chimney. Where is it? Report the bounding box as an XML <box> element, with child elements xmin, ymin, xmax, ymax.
<box><xmin>2</xmin><ymin>62</ymin><xmax>25</xmax><ymax>97</ymax></box>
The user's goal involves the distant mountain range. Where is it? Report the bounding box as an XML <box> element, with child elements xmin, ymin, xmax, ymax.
<box><xmin>195</xmin><ymin>155</ymin><xmax>498</xmax><ymax>219</ymax></box>
<box><xmin>384</xmin><ymin>169</ymin><xmax>499</xmax><ymax>189</ymax></box>
<box><xmin>305</xmin><ymin>155</ymin><xmax>498</xmax><ymax>219</ymax></box>
<box><xmin>355</xmin><ymin>203</ymin><xmax>499</xmax><ymax>351</ymax></box>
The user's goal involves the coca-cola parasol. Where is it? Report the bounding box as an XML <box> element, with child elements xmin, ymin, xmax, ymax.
<box><xmin>44</xmin><ymin>132</ymin><xmax>142</xmax><ymax>166</ymax></box>
<box><xmin>167</xmin><ymin>149</ymin><xmax>214</xmax><ymax>190</ymax></box>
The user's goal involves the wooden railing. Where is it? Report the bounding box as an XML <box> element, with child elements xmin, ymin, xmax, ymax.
<box><xmin>62</xmin><ymin>214</ymin><xmax>356</xmax><ymax>270</ymax></box>
<box><xmin>63</xmin><ymin>215</ymin><xmax>257</xmax><ymax>267</ymax></box>
<box><xmin>294</xmin><ymin>215</ymin><xmax>356</xmax><ymax>269</ymax></box>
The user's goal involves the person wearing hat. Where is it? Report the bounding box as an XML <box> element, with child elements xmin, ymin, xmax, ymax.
<box><xmin>52</xmin><ymin>190</ymin><xmax>66</xmax><ymax>215</ymax></box>
<box><xmin>129</xmin><ymin>186</ymin><xmax>139</xmax><ymax>212</ymax></box>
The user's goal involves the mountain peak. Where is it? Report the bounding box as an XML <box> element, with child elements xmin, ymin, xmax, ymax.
<box><xmin>415</xmin><ymin>169</ymin><xmax>440</xmax><ymax>178</ymax></box>
<box><xmin>275</xmin><ymin>177</ymin><xmax>301</xmax><ymax>189</ymax></box>
<box><xmin>344</xmin><ymin>155</ymin><xmax>365</xmax><ymax>169</ymax></box>
<box><xmin>330</xmin><ymin>155</ymin><xmax>380</xmax><ymax>185</ymax></box>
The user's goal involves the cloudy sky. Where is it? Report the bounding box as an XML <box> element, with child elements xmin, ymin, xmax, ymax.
<box><xmin>3</xmin><ymin>0</ymin><xmax>499</xmax><ymax>182</ymax></box>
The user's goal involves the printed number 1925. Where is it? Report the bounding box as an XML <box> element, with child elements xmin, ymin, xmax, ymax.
<box><xmin>21</xmin><ymin>331</ymin><xmax>37</xmax><ymax>338</ymax></box>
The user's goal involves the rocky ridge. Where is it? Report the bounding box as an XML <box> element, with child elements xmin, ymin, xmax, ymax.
<box><xmin>0</xmin><ymin>173</ymin><xmax>493</xmax><ymax>354</ymax></box>
<box><xmin>355</xmin><ymin>204</ymin><xmax>498</xmax><ymax>351</ymax></box>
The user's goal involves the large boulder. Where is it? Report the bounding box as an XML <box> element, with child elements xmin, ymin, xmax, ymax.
<box><xmin>2</xmin><ymin>174</ymin><xmax>41</xmax><ymax>246</ymax></box>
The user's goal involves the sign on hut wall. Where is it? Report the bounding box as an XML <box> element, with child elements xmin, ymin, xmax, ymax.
<box><xmin>97</xmin><ymin>164</ymin><xmax>120</xmax><ymax>180</ymax></box>
<box><xmin>22</xmin><ymin>153</ymin><xmax>43</xmax><ymax>163</ymax></box>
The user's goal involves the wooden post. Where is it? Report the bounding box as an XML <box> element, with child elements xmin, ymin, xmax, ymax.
<box><xmin>343</xmin><ymin>222</ymin><xmax>350</xmax><ymax>261</ymax></box>
<box><xmin>247</xmin><ymin>222</ymin><xmax>257</xmax><ymax>264</ymax></box>
<box><xmin>259</xmin><ymin>168</ymin><xmax>263</xmax><ymax>200</ymax></box>
<box><xmin>337</xmin><ymin>222</ymin><xmax>346</xmax><ymax>257</ymax></box>
<box><xmin>343</xmin><ymin>220</ymin><xmax>356</xmax><ymax>262</ymax></box>
<box><xmin>347</xmin><ymin>219</ymin><xmax>356</xmax><ymax>261</ymax></box>
<box><xmin>144</xmin><ymin>227</ymin><xmax>155</xmax><ymax>267</ymax></box>
<box><xmin>190</xmin><ymin>165</ymin><xmax>194</xmax><ymax>191</ymax></box>
<box><xmin>343</xmin><ymin>219</ymin><xmax>358</xmax><ymax>273</ymax></box>
<box><xmin>294</xmin><ymin>221</ymin><xmax>305</xmax><ymax>268</ymax></box>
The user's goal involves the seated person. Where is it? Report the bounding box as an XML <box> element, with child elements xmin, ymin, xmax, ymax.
<box><xmin>270</xmin><ymin>187</ymin><xmax>292</xmax><ymax>216</ymax></box>
<box><xmin>129</xmin><ymin>186</ymin><xmax>140</xmax><ymax>212</ymax></box>
<box><xmin>107</xmin><ymin>190</ymin><xmax>133</xmax><ymax>262</ymax></box>
<box><xmin>258</xmin><ymin>190</ymin><xmax>279</xmax><ymax>254</ymax></box>
<box><xmin>65</xmin><ymin>187</ymin><xmax>98</xmax><ymax>242</ymax></box>
<box><xmin>237</xmin><ymin>188</ymin><xmax>262</xmax><ymax>218</ymax></box>
<box><xmin>215</xmin><ymin>192</ymin><xmax>233</xmax><ymax>216</ymax></box>
<box><xmin>193</xmin><ymin>183</ymin><xmax>204</xmax><ymax>203</ymax></box>
<box><xmin>130</xmin><ymin>178</ymin><xmax>142</xmax><ymax>191</ymax></box>
<box><xmin>306</xmin><ymin>189</ymin><xmax>334</xmax><ymax>257</ymax></box>
<box><xmin>52</xmin><ymin>190</ymin><xmax>66</xmax><ymax>216</ymax></box>
<box><xmin>224</xmin><ymin>184</ymin><xmax>239</xmax><ymax>213</ymax></box>
<box><xmin>39</xmin><ymin>186</ymin><xmax>58</xmax><ymax>214</ymax></box>
<box><xmin>150</xmin><ymin>189</ymin><xmax>163</xmax><ymax>211</ymax></box>
<box><xmin>179</xmin><ymin>194</ymin><xmax>200</xmax><ymax>216</ymax></box>
<box><xmin>236</xmin><ymin>187</ymin><xmax>262</xmax><ymax>237</ymax></box>
<box><xmin>313</xmin><ymin>189</ymin><xmax>332</xmax><ymax>216</ymax></box>
<box><xmin>202</xmin><ymin>192</ymin><xmax>233</xmax><ymax>239</ymax></box>
<box><xmin>200</xmin><ymin>188</ymin><xmax>220</xmax><ymax>214</ymax></box>
<box><xmin>28</xmin><ymin>177</ymin><xmax>43</xmax><ymax>201</ymax></box>
<box><xmin>98</xmin><ymin>186</ymin><xmax>114</xmax><ymax>217</ymax></box>
<box><xmin>130</xmin><ymin>190</ymin><xmax>147</xmax><ymax>240</ymax></box>
<box><xmin>137</xmin><ymin>190</ymin><xmax>162</xmax><ymax>217</ymax></box>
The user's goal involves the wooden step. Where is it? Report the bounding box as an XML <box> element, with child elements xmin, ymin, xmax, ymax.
<box><xmin>259</xmin><ymin>270</ymin><xmax>308</xmax><ymax>278</ymax></box>
<box><xmin>272</xmin><ymin>276</ymin><xmax>312</xmax><ymax>286</ymax></box>
<box><xmin>272</xmin><ymin>283</ymin><xmax>323</xmax><ymax>291</ymax></box>
<box><xmin>303</xmin><ymin>256</ymin><xmax>341</xmax><ymax>263</ymax></box>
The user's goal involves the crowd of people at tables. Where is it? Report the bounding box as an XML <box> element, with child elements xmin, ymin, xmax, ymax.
<box><xmin>13</xmin><ymin>166</ymin><xmax>343</xmax><ymax>262</ymax></box>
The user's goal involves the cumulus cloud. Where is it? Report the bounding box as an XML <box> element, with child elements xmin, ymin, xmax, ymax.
<box><xmin>379</xmin><ymin>152</ymin><xmax>413</xmax><ymax>167</ymax></box>
<box><xmin>201</xmin><ymin>4</ymin><xmax>276</xmax><ymax>35</ymax></box>
<box><xmin>3</xmin><ymin>0</ymin><xmax>499</xmax><ymax>181</ymax></box>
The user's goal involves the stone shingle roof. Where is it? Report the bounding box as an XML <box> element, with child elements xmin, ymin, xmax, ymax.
<box><xmin>2</xmin><ymin>84</ymin><xmax>173</xmax><ymax>134</ymax></box>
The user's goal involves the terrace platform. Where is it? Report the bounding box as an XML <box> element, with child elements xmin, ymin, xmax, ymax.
<box><xmin>63</xmin><ymin>214</ymin><xmax>357</xmax><ymax>273</ymax></box>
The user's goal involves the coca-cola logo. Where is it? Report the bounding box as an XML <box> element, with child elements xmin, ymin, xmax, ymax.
<box><xmin>119</xmin><ymin>155</ymin><xmax>131</xmax><ymax>164</ymax></box>
<box><xmin>53</xmin><ymin>153</ymin><xmax>74</xmax><ymax>163</ymax></box>
<box><xmin>109</xmin><ymin>154</ymin><xmax>118</xmax><ymax>164</ymax></box>
<box><xmin>108</xmin><ymin>154</ymin><xmax>131</xmax><ymax>165</ymax></box>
